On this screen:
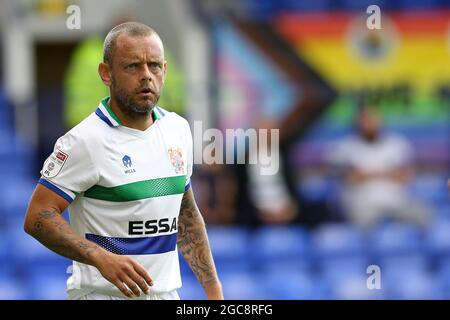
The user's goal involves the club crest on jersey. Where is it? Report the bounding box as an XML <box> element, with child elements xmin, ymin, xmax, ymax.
<box><xmin>122</xmin><ymin>155</ymin><xmax>136</xmax><ymax>174</ymax></box>
<box><xmin>42</xmin><ymin>150</ymin><xmax>68</xmax><ymax>178</ymax></box>
<box><xmin>168</xmin><ymin>147</ymin><xmax>184</xmax><ymax>174</ymax></box>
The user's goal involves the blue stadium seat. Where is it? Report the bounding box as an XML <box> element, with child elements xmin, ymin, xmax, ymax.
<box><xmin>207</xmin><ymin>226</ymin><xmax>252</xmax><ymax>272</ymax></box>
<box><xmin>377</xmin><ymin>253</ymin><xmax>429</xmax><ymax>276</ymax></box>
<box><xmin>180</xmin><ymin>249</ymin><xmax>255</xmax><ymax>286</ymax></box>
<box><xmin>258</xmin><ymin>259</ymin><xmax>310</xmax><ymax>274</ymax></box>
<box><xmin>408</xmin><ymin>174</ymin><xmax>449</xmax><ymax>205</ymax></box>
<box><xmin>215</xmin><ymin>259</ymin><xmax>254</xmax><ymax>275</ymax></box>
<box><xmin>369</xmin><ymin>222</ymin><xmax>424</xmax><ymax>258</ymax></box>
<box><xmin>0</xmin><ymin>177</ymin><xmax>36</xmax><ymax>223</ymax></box>
<box><xmin>312</xmin><ymin>223</ymin><xmax>367</xmax><ymax>259</ymax></box>
<box><xmin>0</xmin><ymin>235</ymin><xmax>18</xmax><ymax>288</ymax></box>
<box><xmin>27</xmin><ymin>274</ymin><xmax>68</xmax><ymax>300</ymax></box>
<box><xmin>264</xmin><ymin>270</ymin><xmax>329</xmax><ymax>299</ymax></box>
<box><xmin>0</xmin><ymin>133</ymin><xmax>36</xmax><ymax>179</ymax></box>
<box><xmin>330</xmin><ymin>274</ymin><xmax>386</xmax><ymax>300</ymax></box>
<box><xmin>0</xmin><ymin>233</ymin><xmax>12</xmax><ymax>265</ymax></box>
<box><xmin>9</xmin><ymin>229</ymin><xmax>72</xmax><ymax>277</ymax></box>
<box><xmin>220</xmin><ymin>271</ymin><xmax>267</xmax><ymax>300</ymax></box>
<box><xmin>425</xmin><ymin>220</ymin><xmax>450</xmax><ymax>259</ymax></box>
<box><xmin>0</xmin><ymin>277</ymin><xmax>27</xmax><ymax>299</ymax></box>
<box><xmin>436</xmin><ymin>257</ymin><xmax>450</xmax><ymax>299</ymax></box>
<box><xmin>178</xmin><ymin>276</ymin><xmax>206</xmax><ymax>300</ymax></box>
<box><xmin>385</xmin><ymin>270</ymin><xmax>444</xmax><ymax>300</ymax></box>
<box><xmin>178</xmin><ymin>252</ymin><xmax>196</xmax><ymax>279</ymax></box>
<box><xmin>373</xmin><ymin>256</ymin><xmax>430</xmax><ymax>299</ymax></box>
<box><xmin>251</xmin><ymin>225</ymin><xmax>310</xmax><ymax>271</ymax></box>
<box><xmin>432</xmin><ymin>203</ymin><xmax>450</xmax><ymax>222</ymax></box>
<box><xmin>0</xmin><ymin>130</ymin><xmax>14</xmax><ymax>153</ymax></box>
<box><xmin>319</xmin><ymin>256</ymin><xmax>370</xmax><ymax>285</ymax></box>
<box><xmin>0</xmin><ymin>262</ymin><xmax>16</xmax><ymax>280</ymax></box>
<box><xmin>298</xmin><ymin>176</ymin><xmax>337</xmax><ymax>203</ymax></box>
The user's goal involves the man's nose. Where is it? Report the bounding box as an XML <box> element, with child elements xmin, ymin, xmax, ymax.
<box><xmin>141</xmin><ymin>64</ymin><xmax>152</xmax><ymax>82</ymax></box>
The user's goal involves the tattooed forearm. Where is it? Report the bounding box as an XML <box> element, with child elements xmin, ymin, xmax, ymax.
<box><xmin>177</xmin><ymin>189</ymin><xmax>220</xmax><ymax>288</ymax></box>
<box><xmin>29</xmin><ymin>209</ymin><xmax>101</xmax><ymax>265</ymax></box>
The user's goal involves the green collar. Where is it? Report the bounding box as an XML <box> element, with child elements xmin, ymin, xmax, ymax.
<box><xmin>96</xmin><ymin>96</ymin><xmax>162</xmax><ymax>127</ymax></box>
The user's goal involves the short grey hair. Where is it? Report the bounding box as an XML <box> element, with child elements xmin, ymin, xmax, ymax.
<box><xmin>103</xmin><ymin>22</ymin><xmax>160</xmax><ymax>64</ymax></box>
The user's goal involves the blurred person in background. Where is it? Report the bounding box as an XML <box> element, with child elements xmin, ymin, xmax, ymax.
<box><xmin>328</xmin><ymin>104</ymin><xmax>429</xmax><ymax>229</ymax></box>
<box><xmin>246</xmin><ymin>132</ymin><xmax>299</xmax><ymax>225</ymax></box>
<box><xmin>64</xmin><ymin>35</ymin><xmax>108</xmax><ymax>129</ymax></box>
<box><xmin>193</xmin><ymin>163</ymin><xmax>238</xmax><ymax>225</ymax></box>
<box><xmin>24</xmin><ymin>22</ymin><xmax>223</xmax><ymax>300</ymax></box>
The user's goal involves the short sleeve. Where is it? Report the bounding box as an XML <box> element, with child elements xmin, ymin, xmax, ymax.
<box><xmin>39</xmin><ymin>132</ymin><xmax>99</xmax><ymax>203</ymax></box>
<box><xmin>326</xmin><ymin>139</ymin><xmax>352</xmax><ymax>168</ymax></box>
<box><xmin>183</xmin><ymin>120</ymin><xmax>193</xmax><ymax>191</ymax></box>
<box><xmin>391</xmin><ymin>135</ymin><xmax>415</xmax><ymax>167</ymax></box>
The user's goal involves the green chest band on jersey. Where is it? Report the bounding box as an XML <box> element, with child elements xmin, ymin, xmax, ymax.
<box><xmin>84</xmin><ymin>175</ymin><xmax>186</xmax><ymax>202</ymax></box>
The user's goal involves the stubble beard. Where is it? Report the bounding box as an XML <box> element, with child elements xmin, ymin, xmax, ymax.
<box><xmin>111</xmin><ymin>79</ymin><xmax>160</xmax><ymax>119</ymax></box>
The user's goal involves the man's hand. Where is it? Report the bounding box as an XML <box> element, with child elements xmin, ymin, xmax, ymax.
<box><xmin>346</xmin><ymin>166</ymin><xmax>413</xmax><ymax>184</ymax></box>
<box><xmin>24</xmin><ymin>184</ymin><xmax>153</xmax><ymax>298</ymax></box>
<box><xmin>92</xmin><ymin>250</ymin><xmax>153</xmax><ymax>298</ymax></box>
<box><xmin>380</xmin><ymin>166</ymin><xmax>413</xmax><ymax>183</ymax></box>
<box><xmin>345</xmin><ymin>167</ymin><xmax>375</xmax><ymax>183</ymax></box>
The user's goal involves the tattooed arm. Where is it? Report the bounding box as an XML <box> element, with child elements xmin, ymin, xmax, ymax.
<box><xmin>177</xmin><ymin>188</ymin><xmax>224</xmax><ymax>299</ymax></box>
<box><xmin>24</xmin><ymin>184</ymin><xmax>153</xmax><ymax>298</ymax></box>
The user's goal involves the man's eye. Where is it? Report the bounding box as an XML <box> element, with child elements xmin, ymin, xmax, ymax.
<box><xmin>127</xmin><ymin>63</ymin><xmax>137</xmax><ymax>69</ymax></box>
<box><xmin>150</xmin><ymin>62</ymin><xmax>161</xmax><ymax>69</ymax></box>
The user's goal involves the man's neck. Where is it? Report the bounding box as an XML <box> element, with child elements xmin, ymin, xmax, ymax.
<box><xmin>108</xmin><ymin>97</ymin><xmax>154</xmax><ymax>131</ymax></box>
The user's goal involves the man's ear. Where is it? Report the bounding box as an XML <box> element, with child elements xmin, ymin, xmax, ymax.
<box><xmin>163</xmin><ymin>60</ymin><xmax>167</xmax><ymax>83</ymax></box>
<box><xmin>98</xmin><ymin>62</ymin><xmax>112</xmax><ymax>87</ymax></box>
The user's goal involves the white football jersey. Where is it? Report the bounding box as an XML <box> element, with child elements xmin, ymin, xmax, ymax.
<box><xmin>39</xmin><ymin>97</ymin><xmax>193</xmax><ymax>298</ymax></box>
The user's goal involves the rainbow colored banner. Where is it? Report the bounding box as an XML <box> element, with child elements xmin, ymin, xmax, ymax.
<box><xmin>275</xmin><ymin>10</ymin><xmax>450</xmax><ymax>124</ymax></box>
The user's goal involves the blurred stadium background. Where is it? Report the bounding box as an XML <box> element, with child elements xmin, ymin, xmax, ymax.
<box><xmin>0</xmin><ymin>0</ymin><xmax>449</xmax><ymax>299</ymax></box>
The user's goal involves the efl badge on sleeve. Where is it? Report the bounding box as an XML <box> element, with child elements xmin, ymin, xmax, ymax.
<box><xmin>167</xmin><ymin>147</ymin><xmax>185</xmax><ymax>174</ymax></box>
<box><xmin>42</xmin><ymin>150</ymin><xmax>69</xmax><ymax>178</ymax></box>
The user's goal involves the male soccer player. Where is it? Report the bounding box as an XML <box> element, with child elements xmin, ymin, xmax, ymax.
<box><xmin>24</xmin><ymin>22</ymin><xmax>223</xmax><ymax>300</ymax></box>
